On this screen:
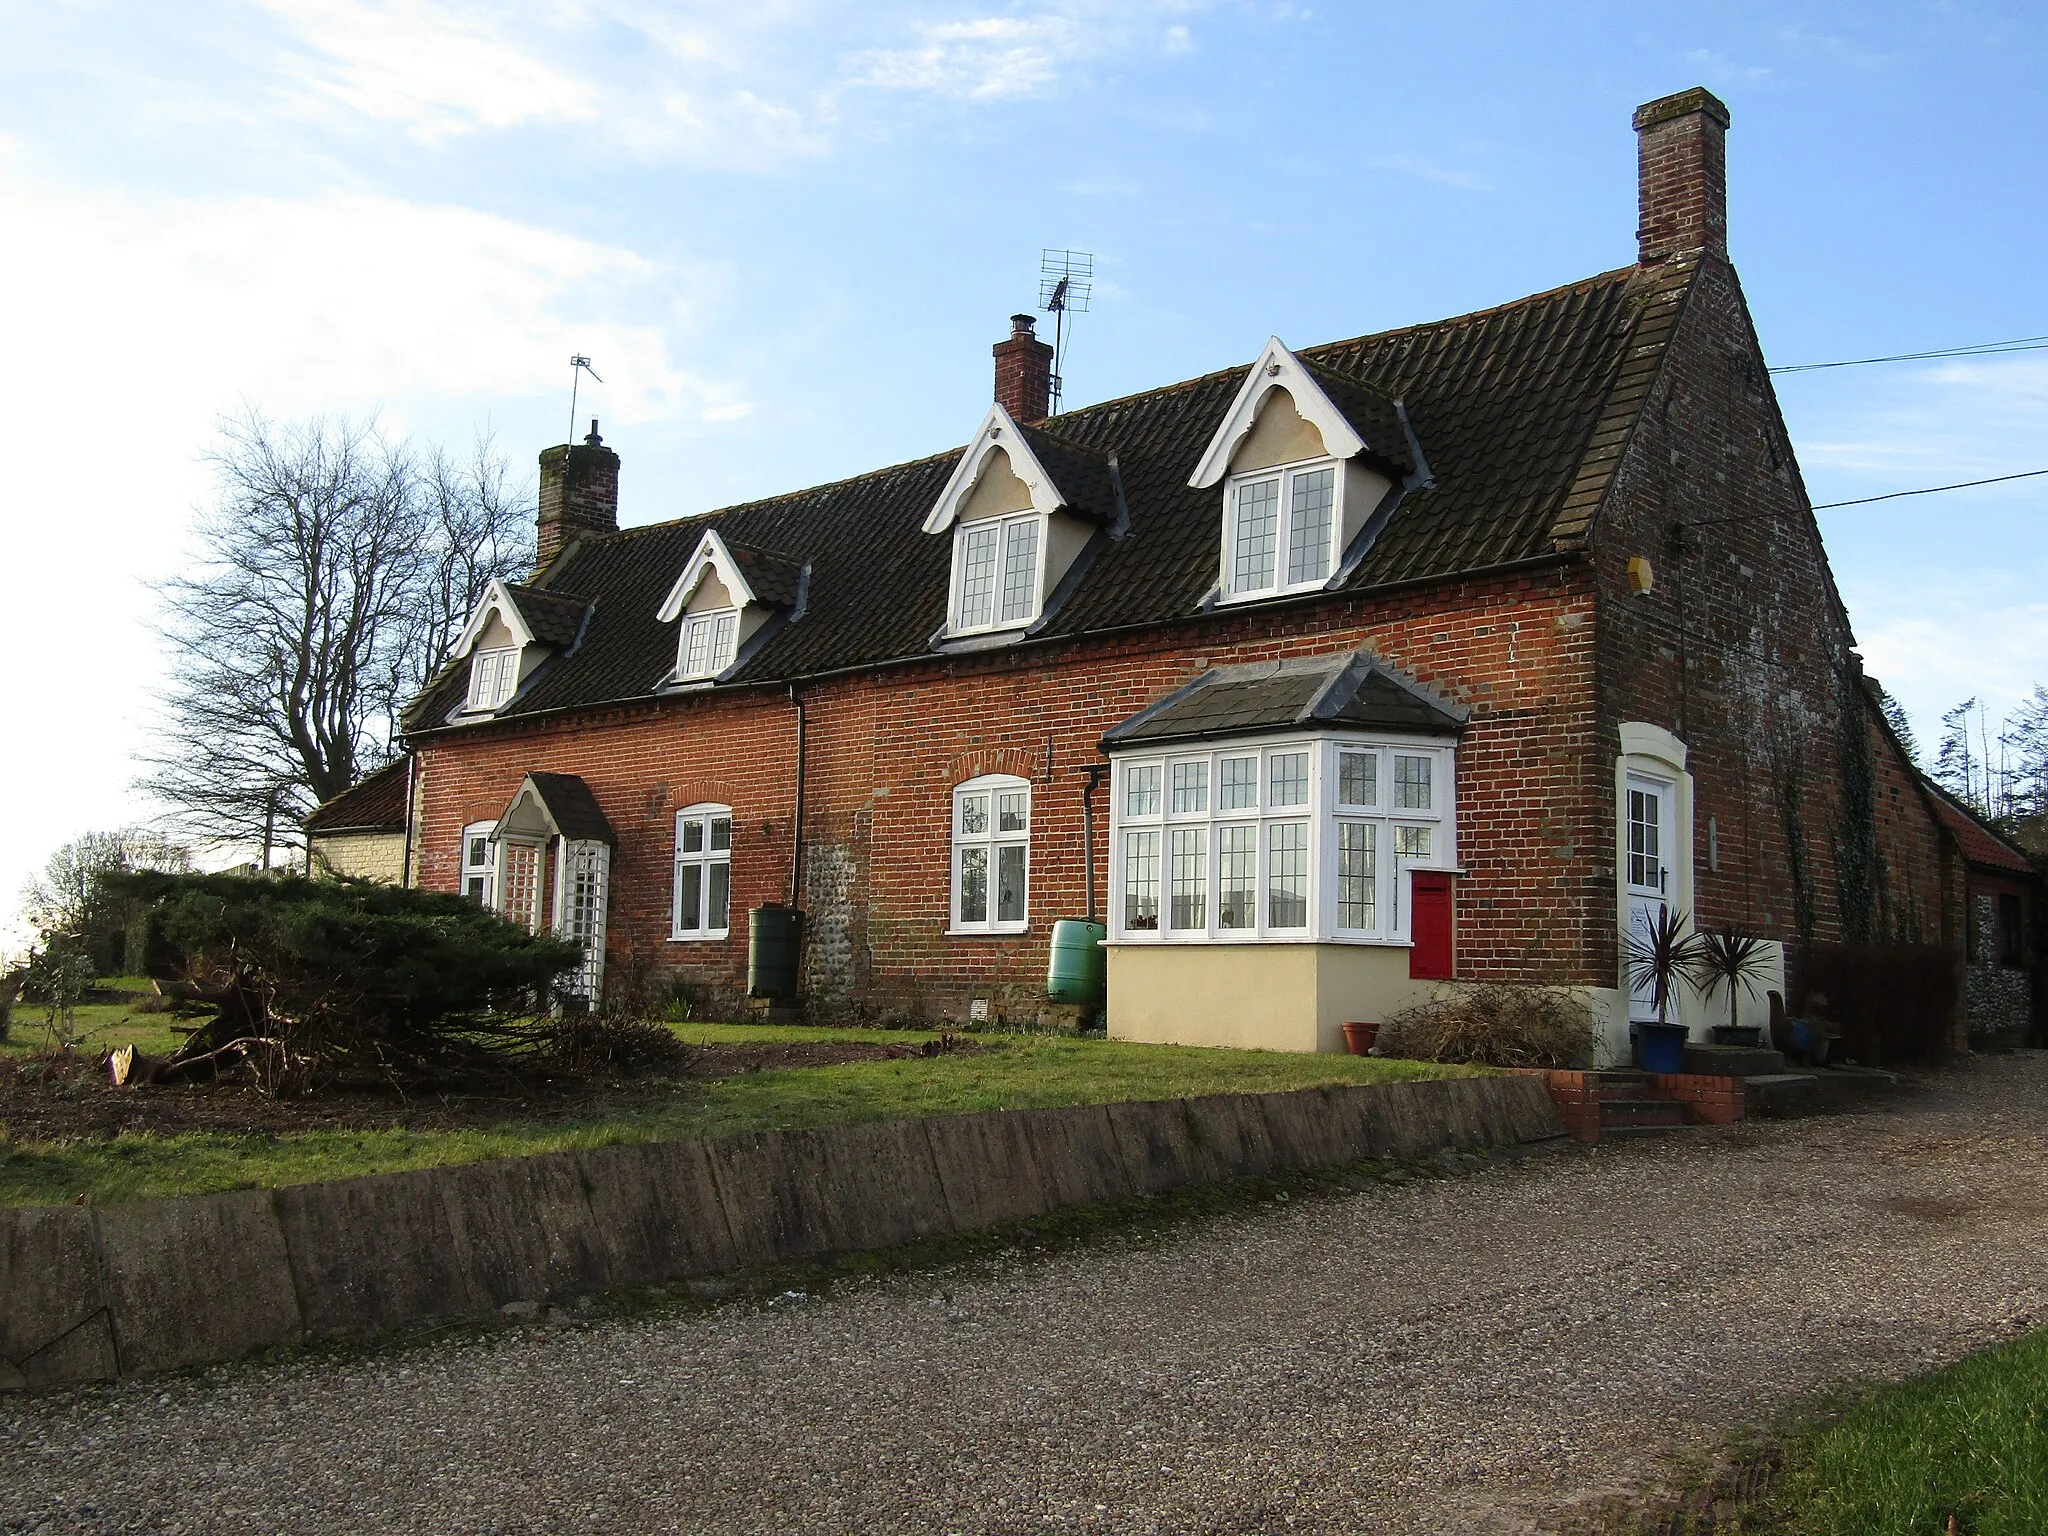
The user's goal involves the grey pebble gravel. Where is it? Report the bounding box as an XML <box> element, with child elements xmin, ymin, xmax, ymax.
<box><xmin>6</xmin><ymin>1053</ymin><xmax>2048</xmax><ymax>1535</ymax></box>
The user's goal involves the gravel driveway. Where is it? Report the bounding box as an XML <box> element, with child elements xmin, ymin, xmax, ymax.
<box><xmin>8</xmin><ymin>1053</ymin><xmax>2048</xmax><ymax>1535</ymax></box>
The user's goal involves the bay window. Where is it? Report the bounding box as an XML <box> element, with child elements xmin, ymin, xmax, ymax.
<box><xmin>1109</xmin><ymin>733</ymin><xmax>1454</xmax><ymax>944</ymax></box>
<box><xmin>952</xmin><ymin>774</ymin><xmax>1030</xmax><ymax>933</ymax></box>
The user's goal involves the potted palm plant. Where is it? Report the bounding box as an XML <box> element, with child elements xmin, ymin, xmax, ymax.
<box><xmin>1625</xmin><ymin>906</ymin><xmax>1697</xmax><ymax>1074</ymax></box>
<box><xmin>1687</xmin><ymin>926</ymin><xmax>1774</xmax><ymax>1046</ymax></box>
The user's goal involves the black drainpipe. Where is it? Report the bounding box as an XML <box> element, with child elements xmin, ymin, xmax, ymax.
<box><xmin>1080</xmin><ymin>761</ymin><xmax>1108</xmax><ymax>921</ymax></box>
<box><xmin>398</xmin><ymin>751</ymin><xmax>419</xmax><ymax>888</ymax></box>
<box><xmin>788</xmin><ymin>684</ymin><xmax>806</xmax><ymax>907</ymax></box>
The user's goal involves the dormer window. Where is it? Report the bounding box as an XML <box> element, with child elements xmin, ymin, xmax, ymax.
<box><xmin>680</xmin><ymin>608</ymin><xmax>739</xmax><ymax>678</ymax></box>
<box><xmin>1191</xmin><ymin>338</ymin><xmax>1410</xmax><ymax>606</ymax></box>
<box><xmin>656</xmin><ymin>530</ymin><xmax>804</xmax><ymax>687</ymax></box>
<box><xmin>1227</xmin><ymin>460</ymin><xmax>1340</xmax><ymax>598</ymax></box>
<box><xmin>924</xmin><ymin>403</ymin><xmax>1112</xmax><ymax>643</ymax></box>
<box><xmin>954</xmin><ymin>513</ymin><xmax>1041</xmax><ymax>632</ymax></box>
<box><xmin>468</xmin><ymin>647</ymin><xmax>522</xmax><ymax>711</ymax></box>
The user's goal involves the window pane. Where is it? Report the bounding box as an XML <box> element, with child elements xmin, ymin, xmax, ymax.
<box><xmin>1269</xmin><ymin>751</ymin><xmax>1309</xmax><ymax>807</ymax></box>
<box><xmin>1395</xmin><ymin>754</ymin><xmax>1433</xmax><ymax>811</ymax></box>
<box><xmin>999</xmin><ymin>518</ymin><xmax>1039</xmax><ymax>623</ymax></box>
<box><xmin>708</xmin><ymin>862</ymin><xmax>731</xmax><ymax>931</ymax></box>
<box><xmin>683</xmin><ymin>619</ymin><xmax>711</xmax><ymax>675</ymax></box>
<box><xmin>956</xmin><ymin>525</ymin><xmax>999</xmax><ymax>628</ymax></box>
<box><xmin>1338</xmin><ymin>822</ymin><xmax>1376</xmax><ymax>930</ymax></box>
<box><xmin>996</xmin><ymin>845</ymin><xmax>1027</xmax><ymax>923</ymax></box>
<box><xmin>1219</xmin><ymin>756</ymin><xmax>1258</xmax><ymax>811</ymax></box>
<box><xmin>1395</xmin><ymin>825</ymin><xmax>1432</xmax><ymax>859</ymax></box>
<box><xmin>1123</xmin><ymin>830</ymin><xmax>1160</xmax><ymax>931</ymax></box>
<box><xmin>1218</xmin><ymin>825</ymin><xmax>1257</xmax><ymax>929</ymax></box>
<box><xmin>710</xmin><ymin>816</ymin><xmax>731</xmax><ymax>852</ymax></box>
<box><xmin>465</xmin><ymin>876</ymin><xmax>486</xmax><ymax>902</ymax></box>
<box><xmin>1169</xmin><ymin>828</ymin><xmax>1207</xmax><ymax>931</ymax></box>
<box><xmin>681</xmin><ymin>817</ymin><xmax>705</xmax><ymax>854</ymax></box>
<box><xmin>711</xmin><ymin>611</ymin><xmax>737</xmax><ymax>669</ymax></box>
<box><xmin>1170</xmin><ymin>760</ymin><xmax>1209</xmax><ymax>815</ymax></box>
<box><xmin>959</xmin><ymin>847</ymin><xmax>988</xmax><ymax>924</ymax></box>
<box><xmin>1337</xmin><ymin>750</ymin><xmax>1377</xmax><ymax>808</ymax></box>
<box><xmin>960</xmin><ymin>793</ymin><xmax>989</xmax><ymax>836</ymax></box>
<box><xmin>1125</xmin><ymin>764</ymin><xmax>1161</xmax><ymax>818</ymax></box>
<box><xmin>677</xmin><ymin>864</ymin><xmax>702</xmax><ymax>930</ymax></box>
<box><xmin>1286</xmin><ymin>466</ymin><xmax>1336</xmax><ymax>584</ymax></box>
<box><xmin>1267</xmin><ymin>822</ymin><xmax>1309</xmax><ymax>929</ymax></box>
<box><xmin>468</xmin><ymin>836</ymin><xmax>489</xmax><ymax>867</ymax></box>
<box><xmin>998</xmin><ymin>791</ymin><xmax>1028</xmax><ymax>833</ymax></box>
<box><xmin>1233</xmin><ymin>478</ymin><xmax>1280</xmax><ymax>592</ymax></box>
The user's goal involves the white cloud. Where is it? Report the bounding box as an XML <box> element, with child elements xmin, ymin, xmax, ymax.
<box><xmin>0</xmin><ymin>158</ymin><xmax>724</xmax><ymax>923</ymax></box>
<box><xmin>850</xmin><ymin>14</ymin><xmax>1082</xmax><ymax>100</ymax></box>
<box><xmin>257</xmin><ymin>0</ymin><xmax>599</xmax><ymax>139</ymax></box>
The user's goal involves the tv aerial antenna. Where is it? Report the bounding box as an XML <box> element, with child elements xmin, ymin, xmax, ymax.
<box><xmin>567</xmin><ymin>354</ymin><xmax>603</xmax><ymax>441</ymax></box>
<box><xmin>1038</xmin><ymin>249</ymin><xmax>1093</xmax><ymax>413</ymax></box>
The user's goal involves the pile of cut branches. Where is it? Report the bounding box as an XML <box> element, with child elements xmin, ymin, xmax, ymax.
<box><xmin>110</xmin><ymin>871</ymin><xmax>589</xmax><ymax>1095</ymax></box>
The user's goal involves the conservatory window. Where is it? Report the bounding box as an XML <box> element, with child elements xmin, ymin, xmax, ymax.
<box><xmin>952</xmin><ymin>775</ymin><xmax>1030</xmax><ymax>933</ymax></box>
<box><xmin>672</xmin><ymin>804</ymin><xmax>733</xmax><ymax>938</ymax></box>
<box><xmin>1109</xmin><ymin>735</ymin><xmax>1454</xmax><ymax>944</ymax></box>
<box><xmin>1224</xmin><ymin>460</ymin><xmax>1343</xmax><ymax>600</ymax></box>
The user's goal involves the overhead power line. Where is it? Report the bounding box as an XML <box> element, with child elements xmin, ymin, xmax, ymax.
<box><xmin>1811</xmin><ymin>467</ymin><xmax>2048</xmax><ymax>510</ymax></box>
<box><xmin>1770</xmin><ymin>334</ymin><xmax>2048</xmax><ymax>374</ymax></box>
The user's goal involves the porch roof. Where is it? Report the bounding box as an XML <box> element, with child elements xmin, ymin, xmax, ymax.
<box><xmin>1101</xmin><ymin>650</ymin><xmax>1467</xmax><ymax>750</ymax></box>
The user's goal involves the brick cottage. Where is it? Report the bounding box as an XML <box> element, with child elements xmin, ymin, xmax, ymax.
<box><xmin>387</xmin><ymin>88</ymin><xmax>1959</xmax><ymax>1062</ymax></box>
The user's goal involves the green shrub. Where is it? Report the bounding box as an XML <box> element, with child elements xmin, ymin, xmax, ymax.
<box><xmin>111</xmin><ymin>871</ymin><xmax>583</xmax><ymax>1092</ymax></box>
<box><xmin>1378</xmin><ymin>984</ymin><xmax>1593</xmax><ymax>1068</ymax></box>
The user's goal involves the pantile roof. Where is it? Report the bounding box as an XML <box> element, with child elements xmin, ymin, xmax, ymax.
<box><xmin>405</xmin><ymin>259</ymin><xmax>1697</xmax><ymax>735</ymax></box>
<box><xmin>304</xmin><ymin>757</ymin><xmax>409</xmax><ymax>833</ymax></box>
<box><xmin>1101</xmin><ymin>651</ymin><xmax>1467</xmax><ymax>748</ymax></box>
<box><xmin>1925</xmin><ymin>779</ymin><xmax>2040</xmax><ymax>878</ymax></box>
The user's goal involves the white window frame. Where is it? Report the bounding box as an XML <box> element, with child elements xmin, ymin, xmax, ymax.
<box><xmin>460</xmin><ymin>821</ymin><xmax>498</xmax><ymax>907</ymax></box>
<box><xmin>950</xmin><ymin>774</ymin><xmax>1031</xmax><ymax>934</ymax></box>
<box><xmin>949</xmin><ymin>513</ymin><xmax>1048</xmax><ymax>635</ymax></box>
<box><xmin>1219</xmin><ymin>457</ymin><xmax>1345</xmax><ymax>602</ymax></box>
<box><xmin>1108</xmin><ymin>732</ymin><xmax>1455</xmax><ymax>946</ymax></box>
<box><xmin>468</xmin><ymin>646</ymin><xmax>522</xmax><ymax>711</ymax></box>
<box><xmin>671</xmin><ymin>803</ymin><xmax>734</xmax><ymax>940</ymax></box>
<box><xmin>678</xmin><ymin>608</ymin><xmax>740</xmax><ymax>680</ymax></box>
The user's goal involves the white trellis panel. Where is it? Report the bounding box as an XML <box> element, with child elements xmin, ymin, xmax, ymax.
<box><xmin>557</xmin><ymin>839</ymin><xmax>611</xmax><ymax>1006</ymax></box>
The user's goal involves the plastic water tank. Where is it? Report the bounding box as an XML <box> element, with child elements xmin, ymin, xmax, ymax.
<box><xmin>1045</xmin><ymin>918</ymin><xmax>1108</xmax><ymax>1006</ymax></box>
<box><xmin>747</xmin><ymin>904</ymin><xmax>803</xmax><ymax>1001</ymax></box>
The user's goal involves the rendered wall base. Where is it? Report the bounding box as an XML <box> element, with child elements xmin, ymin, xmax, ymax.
<box><xmin>1106</xmin><ymin>942</ymin><xmax>1461</xmax><ymax>1053</ymax></box>
<box><xmin>1</xmin><ymin>1075</ymin><xmax>1563</xmax><ymax>1392</ymax></box>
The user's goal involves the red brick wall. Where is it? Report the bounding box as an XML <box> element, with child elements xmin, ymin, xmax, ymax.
<box><xmin>417</xmin><ymin>566</ymin><xmax>1604</xmax><ymax>1018</ymax></box>
<box><xmin>1591</xmin><ymin>255</ymin><xmax>1946</xmax><ymax>983</ymax></box>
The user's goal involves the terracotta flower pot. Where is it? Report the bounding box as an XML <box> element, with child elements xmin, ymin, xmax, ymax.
<box><xmin>1342</xmin><ymin>1021</ymin><xmax>1379</xmax><ymax>1056</ymax></box>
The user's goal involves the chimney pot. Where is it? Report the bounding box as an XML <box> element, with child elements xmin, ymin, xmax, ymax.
<box><xmin>1633</xmin><ymin>86</ymin><xmax>1731</xmax><ymax>265</ymax></box>
<box><xmin>993</xmin><ymin>313</ymin><xmax>1055</xmax><ymax>423</ymax></box>
<box><xmin>536</xmin><ymin>430</ymin><xmax>620</xmax><ymax>572</ymax></box>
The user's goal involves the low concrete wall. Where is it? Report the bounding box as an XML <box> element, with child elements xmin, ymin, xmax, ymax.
<box><xmin>1</xmin><ymin>1074</ymin><xmax>1562</xmax><ymax>1392</ymax></box>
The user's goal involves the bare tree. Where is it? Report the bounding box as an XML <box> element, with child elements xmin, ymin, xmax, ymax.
<box><xmin>140</xmin><ymin>410</ymin><xmax>531</xmax><ymax>852</ymax></box>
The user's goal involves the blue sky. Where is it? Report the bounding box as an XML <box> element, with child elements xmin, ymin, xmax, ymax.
<box><xmin>1</xmin><ymin>0</ymin><xmax>2042</xmax><ymax>922</ymax></box>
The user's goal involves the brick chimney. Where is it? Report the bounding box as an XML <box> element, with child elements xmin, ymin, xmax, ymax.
<box><xmin>1633</xmin><ymin>87</ymin><xmax>1731</xmax><ymax>265</ymax></box>
<box><xmin>993</xmin><ymin>313</ymin><xmax>1054</xmax><ymax>423</ymax></box>
<box><xmin>536</xmin><ymin>420</ymin><xmax>619</xmax><ymax>571</ymax></box>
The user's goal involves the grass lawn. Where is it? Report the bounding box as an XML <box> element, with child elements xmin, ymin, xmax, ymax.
<box><xmin>1</xmin><ymin>1020</ymin><xmax>1477</xmax><ymax>1209</ymax></box>
<box><xmin>1</xmin><ymin>980</ymin><xmax>190</xmax><ymax>1062</ymax></box>
<box><xmin>1758</xmin><ymin>1327</ymin><xmax>2048</xmax><ymax>1534</ymax></box>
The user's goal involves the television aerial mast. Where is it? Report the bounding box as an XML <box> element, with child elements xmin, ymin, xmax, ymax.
<box><xmin>1037</xmin><ymin>249</ymin><xmax>1093</xmax><ymax>413</ymax></box>
<box><xmin>567</xmin><ymin>354</ymin><xmax>603</xmax><ymax>441</ymax></box>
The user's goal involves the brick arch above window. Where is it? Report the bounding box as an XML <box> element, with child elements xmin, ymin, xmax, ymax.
<box><xmin>945</xmin><ymin>747</ymin><xmax>1038</xmax><ymax>785</ymax></box>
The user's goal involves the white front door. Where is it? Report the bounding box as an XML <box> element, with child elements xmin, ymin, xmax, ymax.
<box><xmin>1625</xmin><ymin>773</ymin><xmax>1673</xmax><ymax>1023</ymax></box>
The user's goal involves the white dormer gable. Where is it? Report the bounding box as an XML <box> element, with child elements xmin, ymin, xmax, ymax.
<box><xmin>1188</xmin><ymin>338</ymin><xmax>1366</xmax><ymax>490</ymax></box>
<box><xmin>457</xmin><ymin>579</ymin><xmax>539</xmax><ymax>714</ymax></box>
<box><xmin>656</xmin><ymin>529</ymin><xmax>760</xmax><ymax>622</ymax></box>
<box><xmin>923</xmin><ymin>404</ymin><xmax>1068</xmax><ymax>535</ymax></box>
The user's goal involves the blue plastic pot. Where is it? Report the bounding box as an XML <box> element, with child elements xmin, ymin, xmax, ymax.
<box><xmin>1633</xmin><ymin>1021</ymin><xmax>1690</xmax><ymax>1074</ymax></box>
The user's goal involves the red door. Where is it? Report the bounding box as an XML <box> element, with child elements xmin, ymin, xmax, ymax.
<box><xmin>1409</xmin><ymin>871</ymin><xmax>1454</xmax><ymax>980</ymax></box>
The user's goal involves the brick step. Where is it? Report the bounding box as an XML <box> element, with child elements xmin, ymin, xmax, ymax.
<box><xmin>1599</xmin><ymin>1097</ymin><xmax>1691</xmax><ymax>1128</ymax></box>
<box><xmin>1586</xmin><ymin>1072</ymin><xmax>1656</xmax><ymax>1101</ymax></box>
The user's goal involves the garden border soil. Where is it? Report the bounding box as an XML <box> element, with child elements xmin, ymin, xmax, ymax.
<box><xmin>0</xmin><ymin>1074</ymin><xmax>1561</xmax><ymax>1391</ymax></box>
